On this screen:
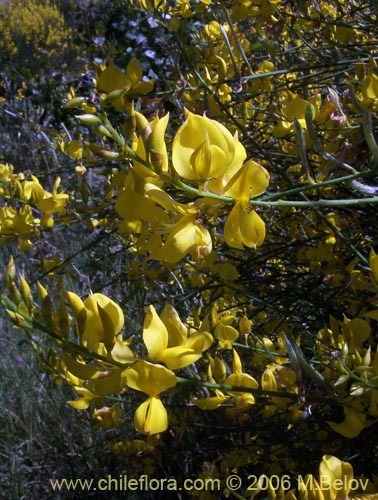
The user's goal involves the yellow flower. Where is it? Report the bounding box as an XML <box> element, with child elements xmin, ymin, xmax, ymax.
<box><xmin>225</xmin><ymin>350</ymin><xmax>259</xmax><ymax>404</ymax></box>
<box><xmin>224</xmin><ymin>200</ymin><xmax>266</xmax><ymax>249</ymax></box>
<box><xmin>319</xmin><ymin>455</ymin><xmax>354</xmax><ymax>500</ymax></box>
<box><xmin>222</xmin><ymin>159</ymin><xmax>270</xmax><ymax>201</ymax></box>
<box><xmin>194</xmin><ymin>389</ymin><xmax>228</xmax><ymax>410</ymax></box>
<box><xmin>134</xmin><ymin>112</ymin><xmax>170</xmax><ymax>173</ymax></box>
<box><xmin>214</xmin><ymin>320</ymin><xmax>239</xmax><ymax>349</ymax></box>
<box><xmin>18</xmin><ymin>175</ymin><xmax>45</xmax><ymax>203</ymax></box>
<box><xmin>65</xmin><ymin>292</ymin><xmax>125</xmax><ymax>353</ymax></box>
<box><xmin>126</xmin><ymin>359</ymin><xmax>176</xmax><ymax>396</ymax></box>
<box><xmin>125</xmin><ymin>360</ymin><xmax>176</xmax><ymax>435</ymax></box>
<box><xmin>97</xmin><ymin>59</ymin><xmax>154</xmax><ymax>111</ymax></box>
<box><xmin>64</xmin><ymin>140</ymin><xmax>83</xmax><ymax>159</ymax></box>
<box><xmin>133</xmin><ymin>396</ymin><xmax>169</xmax><ymax>435</ymax></box>
<box><xmin>143</xmin><ymin>304</ymin><xmax>213</xmax><ymax>369</ymax></box>
<box><xmin>68</xmin><ymin>386</ymin><xmax>103</xmax><ymax>410</ymax></box>
<box><xmin>273</xmin><ymin>95</ymin><xmax>316</xmax><ymax>140</ymax></box>
<box><xmin>0</xmin><ymin>205</ymin><xmax>37</xmax><ymax>246</ymax></box>
<box><xmin>61</xmin><ymin>353</ymin><xmax>127</xmax><ymax>397</ymax></box>
<box><xmin>148</xmin><ymin>214</ymin><xmax>212</xmax><ymax>262</ymax></box>
<box><xmin>36</xmin><ymin>177</ymin><xmax>69</xmax><ymax>215</ymax></box>
<box><xmin>370</xmin><ymin>248</ymin><xmax>378</xmax><ymax>285</ymax></box>
<box><xmin>361</xmin><ymin>73</ymin><xmax>378</xmax><ymax>111</ymax></box>
<box><xmin>134</xmin><ymin>0</ymin><xmax>166</xmax><ymax>9</ymax></box>
<box><xmin>172</xmin><ymin>109</ymin><xmax>246</xmax><ymax>184</ymax></box>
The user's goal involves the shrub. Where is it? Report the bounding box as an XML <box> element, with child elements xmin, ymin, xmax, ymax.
<box><xmin>2</xmin><ymin>0</ymin><xmax>378</xmax><ymax>497</ymax></box>
<box><xmin>0</xmin><ymin>0</ymin><xmax>73</xmax><ymax>75</ymax></box>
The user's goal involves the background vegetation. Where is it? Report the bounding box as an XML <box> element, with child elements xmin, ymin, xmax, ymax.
<box><xmin>1</xmin><ymin>0</ymin><xmax>378</xmax><ymax>499</ymax></box>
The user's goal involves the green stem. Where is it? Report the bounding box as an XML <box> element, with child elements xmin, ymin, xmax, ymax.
<box><xmin>337</xmin><ymin>362</ymin><xmax>377</xmax><ymax>390</ymax></box>
<box><xmin>101</xmin><ymin>114</ymin><xmax>125</xmax><ymax>147</ymax></box>
<box><xmin>250</xmin><ymin>197</ymin><xmax>378</xmax><ymax>207</ymax></box>
<box><xmin>175</xmin><ymin>376</ymin><xmax>299</xmax><ymax>400</ymax></box>
<box><xmin>262</xmin><ymin>171</ymin><xmax>372</xmax><ymax>200</ymax></box>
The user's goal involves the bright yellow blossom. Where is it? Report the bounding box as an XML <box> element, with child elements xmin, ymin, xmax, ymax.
<box><xmin>125</xmin><ymin>360</ymin><xmax>176</xmax><ymax>435</ymax></box>
<box><xmin>143</xmin><ymin>304</ymin><xmax>213</xmax><ymax>369</ymax></box>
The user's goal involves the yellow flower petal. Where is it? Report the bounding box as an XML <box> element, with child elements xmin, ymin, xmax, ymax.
<box><xmin>149</xmin><ymin>113</ymin><xmax>170</xmax><ymax>171</ymax></box>
<box><xmin>161</xmin><ymin>346</ymin><xmax>203</xmax><ymax>369</ymax></box>
<box><xmin>110</xmin><ymin>337</ymin><xmax>135</xmax><ymax>364</ymax></box>
<box><xmin>224</xmin><ymin>201</ymin><xmax>266</xmax><ymax>249</ymax></box>
<box><xmin>172</xmin><ymin>110</ymin><xmax>241</xmax><ymax>182</ymax></box>
<box><xmin>134</xmin><ymin>396</ymin><xmax>168</xmax><ymax>435</ymax></box>
<box><xmin>319</xmin><ymin>455</ymin><xmax>354</xmax><ymax>500</ymax></box>
<box><xmin>145</xmin><ymin>183</ymin><xmax>196</xmax><ymax>216</ymax></box>
<box><xmin>88</xmin><ymin>370</ymin><xmax>123</xmax><ymax>396</ymax></box>
<box><xmin>62</xmin><ymin>353</ymin><xmax>101</xmax><ymax>380</ymax></box>
<box><xmin>126</xmin><ymin>57</ymin><xmax>143</xmax><ymax>87</ymax></box>
<box><xmin>82</xmin><ymin>293</ymin><xmax>124</xmax><ymax>349</ymax></box>
<box><xmin>214</xmin><ymin>322</ymin><xmax>239</xmax><ymax>349</ymax></box>
<box><xmin>160</xmin><ymin>303</ymin><xmax>187</xmax><ymax>347</ymax></box>
<box><xmin>149</xmin><ymin>216</ymin><xmax>212</xmax><ymax>262</ymax></box>
<box><xmin>194</xmin><ymin>390</ymin><xmax>228</xmax><ymax>409</ymax></box>
<box><xmin>186</xmin><ymin>330</ymin><xmax>213</xmax><ymax>353</ymax></box>
<box><xmin>143</xmin><ymin>305</ymin><xmax>168</xmax><ymax>360</ymax></box>
<box><xmin>97</xmin><ymin>63</ymin><xmax>128</xmax><ymax>94</ymax></box>
<box><xmin>125</xmin><ymin>360</ymin><xmax>176</xmax><ymax>396</ymax></box>
<box><xmin>362</xmin><ymin>74</ymin><xmax>378</xmax><ymax>101</ymax></box>
<box><xmin>223</xmin><ymin>160</ymin><xmax>270</xmax><ymax>201</ymax></box>
<box><xmin>369</xmin><ymin>248</ymin><xmax>378</xmax><ymax>284</ymax></box>
<box><xmin>225</xmin><ymin>372</ymin><xmax>258</xmax><ymax>398</ymax></box>
<box><xmin>327</xmin><ymin>405</ymin><xmax>366</xmax><ymax>438</ymax></box>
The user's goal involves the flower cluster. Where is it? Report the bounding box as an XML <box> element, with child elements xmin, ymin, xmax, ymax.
<box><xmin>0</xmin><ymin>163</ymin><xmax>68</xmax><ymax>250</ymax></box>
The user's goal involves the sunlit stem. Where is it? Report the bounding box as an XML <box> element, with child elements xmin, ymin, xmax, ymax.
<box><xmin>175</xmin><ymin>376</ymin><xmax>299</xmax><ymax>400</ymax></box>
<box><xmin>262</xmin><ymin>171</ymin><xmax>372</xmax><ymax>200</ymax></box>
<box><xmin>101</xmin><ymin>114</ymin><xmax>126</xmax><ymax>147</ymax></box>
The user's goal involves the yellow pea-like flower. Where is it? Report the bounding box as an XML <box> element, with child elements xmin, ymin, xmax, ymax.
<box><xmin>143</xmin><ymin>305</ymin><xmax>213</xmax><ymax>369</ymax></box>
<box><xmin>224</xmin><ymin>200</ymin><xmax>266</xmax><ymax>249</ymax></box>
<box><xmin>172</xmin><ymin>109</ymin><xmax>246</xmax><ymax>184</ymax></box>
<box><xmin>148</xmin><ymin>215</ymin><xmax>212</xmax><ymax>262</ymax></box>
<box><xmin>125</xmin><ymin>360</ymin><xmax>176</xmax><ymax>435</ymax></box>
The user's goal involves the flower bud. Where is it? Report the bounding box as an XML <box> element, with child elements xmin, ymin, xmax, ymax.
<box><xmin>75</xmin><ymin>114</ymin><xmax>102</xmax><ymax>125</ymax></box>
<box><xmin>341</xmin><ymin>341</ymin><xmax>349</xmax><ymax>357</ymax></box>
<box><xmin>63</xmin><ymin>97</ymin><xmax>85</xmax><ymax>109</ymax></box>
<box><xmin>363</xmin><ymin>347</ymin><xmax>371</xmax><ymax>367</ymax></box>
<box><xmin>95</xmin><ymin>150</ymin><xmax>121</xmax><ymax>160</ymax></box>
<box><xmin>4</xmin><ymin>257</ymin><xmax>16</xmax><ymax>286</ymax></box>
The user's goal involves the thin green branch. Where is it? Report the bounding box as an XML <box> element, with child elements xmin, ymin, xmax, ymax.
<box><xmin>175</xmin><ymin>376</ymin><xmax>299</xmax><ymax>400</ymax></box>
<box><xmin>250</xmin><ymin>197</ymin><xmax>378</xmax><ymax>207</ymax></box>
<box><xmin>262</xmin><ymin>171</ymin><xmax>373</xmax><ymax>200</ymax></box>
